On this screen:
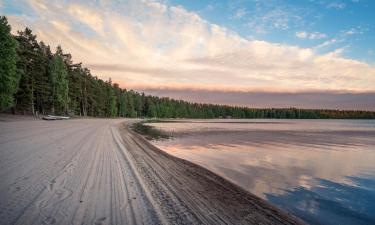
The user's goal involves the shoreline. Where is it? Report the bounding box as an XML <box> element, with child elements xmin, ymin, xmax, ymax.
<box><xmin>0</xmin><ymin>117</ymin><xmax>304</xmax><ymax>224</ymax></box>
<box><xmin>122</xmin><ymin>121</ymin><xmax>304</xmax><ymax>224</ymax></box>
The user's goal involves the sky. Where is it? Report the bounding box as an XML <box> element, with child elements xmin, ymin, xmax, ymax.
<box><xmin>1</xmin><ymin>0</ymin><xmax>375</xmax><ymax>110</ymax></box>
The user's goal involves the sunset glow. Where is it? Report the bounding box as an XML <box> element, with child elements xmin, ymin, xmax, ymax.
<box><xmin>2</xmin><ymin>0</ymin><xmax>375</xmax><ymax>109</ymax></box>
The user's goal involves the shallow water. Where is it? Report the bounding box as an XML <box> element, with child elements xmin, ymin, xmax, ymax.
<box><xmin>149</xmin><ymin>119</ymin><xmax>375</xmax><ymax>225</ymax></box>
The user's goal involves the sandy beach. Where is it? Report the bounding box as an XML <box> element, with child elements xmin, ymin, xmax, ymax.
<box><xmin>0</xmin><ymin>118</ymin><xmax>303</xmax><ymax>225</ymax></box>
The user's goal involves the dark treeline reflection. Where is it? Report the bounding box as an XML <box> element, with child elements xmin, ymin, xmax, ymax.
<box><xmin>1</xmin><ymin>16</ymin><xmax>375</xmax><ymax>119</ymax></box>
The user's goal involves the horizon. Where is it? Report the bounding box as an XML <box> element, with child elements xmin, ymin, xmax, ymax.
<box><xmin>1</xmin><ymin>0</ymin><xmax>375</xmax><ymax>110</ymax></box>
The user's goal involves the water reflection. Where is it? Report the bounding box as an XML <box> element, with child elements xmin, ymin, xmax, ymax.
<box><xmin>267</xmin><ymin>177</ymin><xmax>375</xmax><ymax>225</ymax></box>
<box><xmin>150</xmin><ymin>120</ymin><xmax>375</xmax><ymax>225</ymax></box>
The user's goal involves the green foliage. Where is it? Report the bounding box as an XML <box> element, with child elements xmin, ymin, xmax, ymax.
<box><xmin>49</xmin><ymin>53</ymin><xmax>69</xmax><ymax>113</ymax></box>
<box><xmin>14</xmin><ymin>27</ymin><xmax>43</xmax><ymax>114</ymax></box>
<box><xmin>3</xmin><ymin>21</ymin><xmax>375</xmax><ymax>119</ymax></box>
<box><xmin>105</xmin><ymin>79</ymin><xmax>117</xmax><ymax>117</ymax></box>
<box><xmin>0</xmin><ymin>16</ymin><xmax>20</xmax><ymax>110</ymax></box>
<box><xmin>118</xmin><ymin>91</ymin><xmax>127</xmax><ymax>117</ymax></box>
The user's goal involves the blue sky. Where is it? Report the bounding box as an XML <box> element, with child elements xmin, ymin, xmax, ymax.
<box><xmin>1</xmin><ymin>0</ymin><xmax>375</xmax><ymax>109</ymax></box>
<box><xmin>168</xmin><ymin>0</ymin><xmax>375</xmax><ymax>63</ymax></box>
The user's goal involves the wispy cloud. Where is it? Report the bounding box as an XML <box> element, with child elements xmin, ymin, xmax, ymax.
<box><xmin>234</xmin><ymin>8</ymin><xmax>247</xmax><ymax>19</ymax></box>
<box><xmin>313</xmin><ymin>25</ymin><xmax>367</xmax><ymax>53</ymax></box>
<box><xmin>315</xmin><ymin>38</ymin><xmax>338</xmax><ymax>49</ymax></box>
<box><xmin>342</xmin><ymin>26</ymin><xmax>366</xmax><ymax>36</ymax></box>
<box><xmin>226</xmin><ymin>0</ymin><xmax>310</xmax><ymax>35</ymax></box>
<box><xmin>4</xmin><ymin>0</ymin><xmax>375</xmax><ymax>94</ymax></box>
<box><xmin>326</xmin><ymin>2</ymin><xmax>346</xmax><ymax>10</ymax></box>
<box><xmin>296</xmin><ymin>31</ymin><xmax>327</xmax><ymax>40</ymax></box>
<box><xmin>247</xmin><ymin>6</ymin><xmax>304</xmax><ymax>33</ymax></box>
<box><xmin>67</xmin><ymin>4</ymin><xmax>104</xmax><ymax>35</ymax></box>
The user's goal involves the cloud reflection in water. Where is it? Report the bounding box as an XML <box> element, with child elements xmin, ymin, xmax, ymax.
<box><xmin>151</xmin><ymin>119</ymin><xmax>375</xmax><ymax>224</ymax></box>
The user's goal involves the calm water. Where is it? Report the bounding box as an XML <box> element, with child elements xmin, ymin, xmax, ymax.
<box><xmin>149</xmin><ymin>119</ymin><xmax>375</xmax><ymax>225</ymax></box>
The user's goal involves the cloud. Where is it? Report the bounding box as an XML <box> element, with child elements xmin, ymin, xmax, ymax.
<box><xmin>50</xmin><ymin>20</ymin><xmax>70</xmax><ymax>32</ymax></box>
<box><xmin>326</xmin><ymin>2</ymin><xmax>346</xmax><ymax>9</ymax></box>
<box><xmin>67</xmin><ymin>4</ymin><xmax>104</xmax><ymax>35</ymax></box>
<box><xmin>247</xmin><ymin>6</ymin><xmax>303</xmax><ymax>33</ymax></box>
<box><xmin>234</xmin><ymin>8</ymin><xmax>247</xmax><ymax>19</ymax></box>
<box><xmin>315</xmin><ymin>38</ymin><xmax>338</xmax><ymax>49</ymax></box>
<box><xmin>296</xmin><ymin>31</ymin><xmax>308</xmax><ymax>39</ymax></box>
<box><xmin>4</xmin><ymin>0</ymin><xmax>375</xmax><ymax>98</ymax></box>
<box><xmin>345</xmin><ymin>29</ymin><xmax>357</xmax><ymax>35</ymax></box>
<box><xmin>205</xmin><ymin>4</ymin><xmax>215</xmax><ymax>11</ymax></box>
<box><xmin>227</xmin><ymin>1</ymin><xmax>309</xmax><ymax>35</ymax></box>
<box><xmin>296</xmin><ymin>31</ymin><xmax>327</xmax><ymax>40</ymax></box>
<box><xmin>342</xmin><ymin>26</ymin><xmax>366</xmax><ymax>36</ymax></box>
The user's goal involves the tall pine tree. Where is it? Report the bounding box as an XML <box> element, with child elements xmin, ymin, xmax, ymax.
<box><xmin>105</xmin><ymin>78</ymin><xmax>117</xmax><ymax>117</ymax></box>
<box><xmin>0</xmin><ymin>16</ymin><xmax>20</xmax><ymax>111</ymax></box>
<box><xmin>15</xmin><ymin>28</ymin><xmax>40</xmax><ymax>114</ymax></box>
<box><xmin>49</xmin><ymin>52</ymin><xmax>69</xmax><ymax>114</ymax></box>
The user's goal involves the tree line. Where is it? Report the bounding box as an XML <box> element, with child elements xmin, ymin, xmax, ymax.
<box><xmin>1</xmin><ymin>16</ymin><xmax>375</xmax><ymax>119</ymax></box>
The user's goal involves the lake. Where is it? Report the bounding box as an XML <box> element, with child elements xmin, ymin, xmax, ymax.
<box><xmin>147</xmin><ymin>119</ymin><xmax>375</xmax><ymax>225</ymax></box>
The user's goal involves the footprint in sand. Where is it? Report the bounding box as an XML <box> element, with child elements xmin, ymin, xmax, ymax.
<box><xmin>94</xmin><ymin>217</ymin><xmax>107</xmax><ymax>225</ymax></box>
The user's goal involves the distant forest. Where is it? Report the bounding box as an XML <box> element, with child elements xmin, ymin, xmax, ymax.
<box><xmin>1</xmin><ymin>16</ymin><xmax>375</xmax><ymax>119</ymax></box>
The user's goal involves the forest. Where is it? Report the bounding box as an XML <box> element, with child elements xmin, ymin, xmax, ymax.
<box><xmin>1</xmin><ymin>16</ymin><xmax>375</xmax><ymax>119</ymax></box>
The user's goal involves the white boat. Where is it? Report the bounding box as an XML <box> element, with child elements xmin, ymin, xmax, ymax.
<box><xmin>42</xmin><ymin>115</ymin><xmax>70</xmax><ymax>120</ymax></box>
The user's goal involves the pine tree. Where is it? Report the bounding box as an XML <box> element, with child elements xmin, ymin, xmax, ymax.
<box><xmin>33</xmin><ymin>41</ymin><xmax>51</xmax><ymax>115</ymax></box>
<box><xmin>118</xmin><ymin>91</ymin><xmax>127</xmax><ymax>117</ymax></box>
<box><xmin>15</xmin><ymin>28</ymin><xmax>39</xmax><ymax>114</ymax></box>
<box><xmin>49</xmin><ymin>53</ymin><xmax>69</xmax><ymax>114</ymax></box>
<box><xmin>0</xmin><ymin>16</ymin><xmax>20</xmax><ymax>111</ymax></box>
<box><xmin>125</xmin><ymin>91</ymin><xmax>136</xmax><ymax>117</ymax></box>
<box><xmin>105</xmin><ymin>78</ymin><xmax>117</xmax><ymax>117</ymax></box>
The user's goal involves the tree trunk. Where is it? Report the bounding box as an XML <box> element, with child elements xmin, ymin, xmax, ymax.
<box><xmin>51</xmin><ymin>85</ymin><xmax>55</xmax><ymax>115</ymax></box>
<box><xmin>31</xmin><ymin>84</ymin><xmax>35</xmax><ymax>115</ymax></box>
<box><xmin>83</xmin><ymin>76</ymin><xmax>87</xmax><ymax>117</ymax></box>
